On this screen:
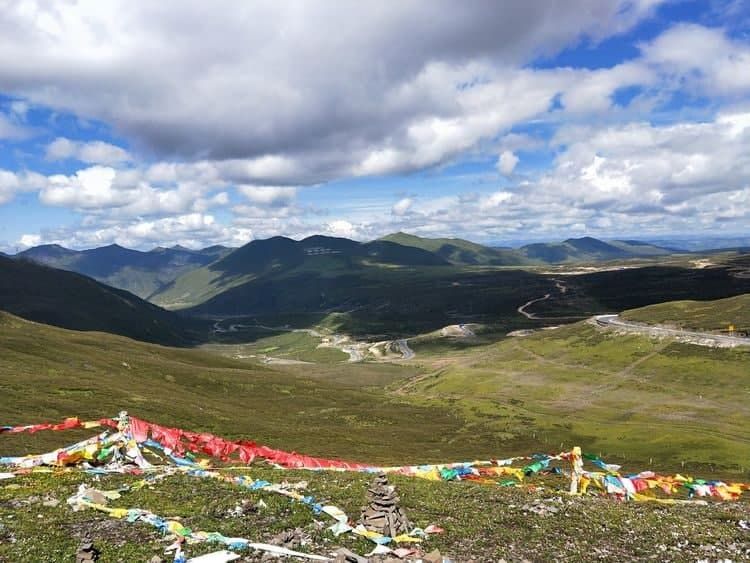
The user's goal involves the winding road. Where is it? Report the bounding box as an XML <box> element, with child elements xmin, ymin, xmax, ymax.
<box><xmin>594</xmin><ymin>314</ymin><xmax>750</xmax><ymax>348</ymax></box>
<box><xmin>517</xmin><ymin>294</ymin><xmax>551</xmax><ymax>319</ymax></box>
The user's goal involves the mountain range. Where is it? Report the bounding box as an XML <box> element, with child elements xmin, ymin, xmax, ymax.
<box><xmin>15</xmin><ymin>243</ymin><xmax>230</xmax><ymax>299</ymax></box>
<box><xmin>7</xmin><ymin>232</ymin><xmax>747</xmax><ymax>340</ymax></box>
<box><xmin>0</xmin><ymin>254</ymin><xmax>193</xmax><ymax>345</ymax></box>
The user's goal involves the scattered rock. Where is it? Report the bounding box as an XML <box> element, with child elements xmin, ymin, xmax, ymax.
<box><xmin>226</xmin><ymin>500</ymin><xmax>257</xmax><ymax>518</ymax></box>
<box><xmin>269</xmin><ymin>528</ymin><xmax>307</xmax><ymax>549</ymax></box>
<box><xmin>42</xmin><ymin>497</ymin><xmax>60</xmax><ymax>508</ymax></box>
<box><xmin>75</xmin><ymin>537</ymin><xmax>100</xmax><ymax>562</ymax></box>
<box><xmin>358</xmin><ymin>473</ymin><xmax>410</xmax><ymax>537</ymax></box>
<box><xmin>332</xmin><ymin>547</ymin><xmax>368</xmax><ymax>563</ymax></box>
<box><xmin>521</xmin><ymin>499</ymin><xmax>560</xmax><ymax>517</ymax></box>
<box><xmin>148</xmin><ymin>557</ymin><xmax>164</xmax><ymax>563</ymax></box>
<box><xmin>423</xmin><ymin>549</ymin><xmax>443</xmax><ymax>563</ymax></box>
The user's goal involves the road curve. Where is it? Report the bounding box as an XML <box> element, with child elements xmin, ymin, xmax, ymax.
<box><xmin>517</xmin><ymin>294</ymin><xmax>551</xmax><ymax>319</ymax></box>
<box><xmin>594</xmin><ymin>314</ymin><xmax>750</xmax><ymax>348</ymax></box>
<box><xmin>395</xmin><ymin>339</ymin><xmax>415</xmax><ymax>360</ymax></box>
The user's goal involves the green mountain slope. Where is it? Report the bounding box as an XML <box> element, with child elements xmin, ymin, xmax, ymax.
<box><xmin>0</xmin><ymin>311</ymin><xmax>491</xmax><ymax>463</ymax></box>
<box><xmin>380</xmin><ymin>232</ymin><xmax>524</xmax><ymax>265</ymax></box>
<box><xmin>404</xmin><ymin>321</ymin><xmax>750</xmax><ymax>469</ymax></box>
<box><xmin>0</xmin><ymin>255</ymin><xmax>192</xmax><ymax>346</ymax></box>
<box><xmin>152</xmin><ymin>235</ymin><xmax>452</xmax><ymax>313</ymax></box>
<box><xmin>151</xmin><ymin>235</ymin><xmax>750</xmax><ymax>338</ymax></box>
<box><xmin>519</xmin><ymin>237</ymin><xmax>672</xmax><ymax>263</ymax></box>
<box><xmin>622</xmin><ymin>294</ymin><xmax>750</xmax><ymax>333</ymax></box>
<box><xmin>16</xmin><ymin>243</ymin><xmax>230</xmax><ymax>299</ymax></box>
<box><xmin>2</xmin><ymin>313</ymin><xmax>748</xmax><ymax>561</ymax></box>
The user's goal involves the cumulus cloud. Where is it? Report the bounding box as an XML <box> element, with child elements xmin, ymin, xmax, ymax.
<box><xmin>497</xmin><ymin>151</ymin><xmax>519</xmax><ymax>175</ymax></box>
<box><xmin>0</xmin><ymin>169</ymin><xmax>44</xmax><ymax>205</ymax></box>
<box><xmin>237</xmin><ymin>185</ymin><xmax>297</xmax><ymax>207</ymax></box>
<box><xmin>642</xmin><ymin>24</ymin><xmax>750</xmax><ymax>96</ymax></box>
<box><xmin>324</xmin><ymin>220</ymin><xmax>362</xmax><ymax>239</ymax></box>
<box><xmin>19</xmin><ymin>213</ymin><xmax>254</xmax><ymax>250</ymax></box>
<box><xmin>38</xmin><ymin>164</ymin><xmax>229</xmax><ymax>217</ymax></box>
<box><xmin>45</xmin><ymin>137</ymin><xmax>131</xmax><ymax>165</ymax></box>
<box><xmin>5</xmin><ymin>4</ymin><xmax>750</xmax><ymax>247</ymax></box>
<box><xmin>0</xmin><ymin>112</ymin><xmax>30</xmax><ymax>139</ymax></box>
<box><xmin>392</xmin><ymin>197</ymin><xmax>414</xmax><ymax>216</ymax></box>
<box><xmin>0</xmin><ymin>1</ymin><xmax>663</xmax><ymax>184</ymax></box>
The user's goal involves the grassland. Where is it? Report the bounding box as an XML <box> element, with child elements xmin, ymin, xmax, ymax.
<box><xmin>2</xmin><ymin>468</ymin><xmax>748</xmax><ymax>562</ymax></box>
<box><xmin>2</xmin><ymin>311</ymin><xmax>750</xmax><ymax>560</ymax></box>
<box><xmin>622</xmin><ymin>294</ymin><xmax>750</xmax><ymax>334</ymax></box>
<box><xmin>0</xmin><ymin>312</ymin><xmax>494</xmax><ymax>464</ymax></box>
<box><xmin>396</xmin><ymin>322</ymin><xmax>750</xmax><ymax>472</ymax></box>
<box><xmin>202</xmin><ymin>329</ymin><xmax>349</xmax><ymax>363</ymax></box>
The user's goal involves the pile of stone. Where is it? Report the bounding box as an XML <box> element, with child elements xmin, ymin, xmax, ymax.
<box><xmin>358</xmin><ymin>473</ymin><xmax>410</xmax><ymax>537</ymax></box>
<box><xmin>75</xmin><ymin>538</ymin><xmax>100</xmax><ymax>562</ymax></box>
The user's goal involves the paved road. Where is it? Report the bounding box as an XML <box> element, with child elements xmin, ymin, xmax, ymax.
<box><xmin>594</xmin><ymin>314</ymin><xmax>750</xmax><ymax>348</ymax></box>
<box><xmin>517</xmin><ymin>294</ymin><xmax>551</xmax><ymax>319</ymax></box>
<box><xmin>395</xmin><ymin>339</ymin><xmax>415</xmax><ymax>360</ymax></box>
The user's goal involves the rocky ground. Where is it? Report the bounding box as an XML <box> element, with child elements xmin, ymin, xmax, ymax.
<box><xmin>1</xmin><ymin>469</ymin><xmax>748</xmax><ymax>562</ymax></box>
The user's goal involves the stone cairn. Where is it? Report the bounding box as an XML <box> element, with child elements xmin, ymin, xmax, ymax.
<box><xmin>358</xmin><ymin>473</ymin><xmax>410</xmax><ymax>537</ymax></box>
<box><xmin>75</xmin><ymin>537</ymin><xmax>100</xmax><ymax>562</ymax></box>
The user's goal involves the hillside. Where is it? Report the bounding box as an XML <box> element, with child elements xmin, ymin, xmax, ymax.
<box><xmin>621</xmin><ymin>294</ymin><xmax>750</xmax><ymax>334</ymax></box>
<box><xmin>1</xmin><ymin>316</ymin><xmax>749</xmax><ymax>560</ymax></box>
<box><xmin>519</xmin><ymin>236</ymin><xmax>673</xmax><ymax>263</ymax></box>
<box><xmin>0</xmin><ymin>310</ymin><xmax>494</xmax><ymax>463</ymax></box>
<box><xmin>381</xmin><ymin>233</ymin><xmax>676</xmax><ymax>265</ymax></box>
<box><xmin>403</xmin><ymin>320</ymin><xmax>750</xmax><ymax>470</ymax></box>
<box><xmin>16</xmin><ymin>243</ymin><xmax>230</xmax><ymax>298</ymax></box>
<box><xmin>380</xmin><ymin>232</ymin><xmax>524</xmax><ymax>265</ymax></box>
<box><xmin>151</xmin><ymin>235</ymin><xmax>476</xmax><ymax>318</ymax></box>
<box><xmin>0</xmin><ymin>255</ymin><xmax>192</xmax><ymax>346</ymax></box>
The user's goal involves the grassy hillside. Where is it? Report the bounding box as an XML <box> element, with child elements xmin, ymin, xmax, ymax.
<box><xmin>181</xmin><ymin>266</ymin><xmax>554</xmax><ymax>338</ymax></box>
<box><xmin>0</xmin><ymin>255</ymin><xmax>192</xmax><ymax>346</ymax></box>
<box><xmin>520</xmin><ymin>237</ymin><xmax>673</xmax><ymax>263</ymax></box>
<box><xmin>1</xmin><ymin>315</ymin><xmax>749</xmax><ymax>560</ymax></box>
<box><xmin>401</xmin><ymin>322</ymin><xmax>750</xmax><ymax>471</ymax></box>
<box><xmin>0</xmin><ymin>312</ymin><xmax>488</xmax><ymax>463</ymax></box>
<box><xmin>380</xmin><ymin>232</ymin><xmax>523</xmax><ymax>265</ymax></box>
<box><xmin>622</xmin><ymin>294</ymin><xmax>750</xmax><ymax>333</ymax></box>
<box><xmin>153</xmin><ymin>235</ymin><xmax>449</xmax><ymax>310</ymax></box>
<box><xmin>16</xmin><ymin>243</ymin><xmax>229</xmax><ymax>299</ymax></box>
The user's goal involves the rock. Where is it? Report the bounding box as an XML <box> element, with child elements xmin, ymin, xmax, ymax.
<box><xmin>42</xmin><ymin>498</ymin><xmax>60</xmax><ymax>508</ymax></box>
<box><xmin>332</xmin><ymin>547</ymin><xmax>368</xmax><ymax>563</ymax></box>
<box><xmin>423</xmin><ymin>549</ymin><xmax>443</xmax><ymax>563</ymax></box>
<box><xmin>358</xmin><ymin>473</ymin><xmax>410</xmax><ymax>537</ymax></box>
<box><xmin>270</xmin><ymin>528</ymin><xmax>307</xmax><ymax>549</ymax></box>
<box><xmin>148</xmin><ymin>556</ymin><xmax>164</xmax><ymax>563</ymax></box>
<box><xmin>75</xmin><ymin>537</ymin><xmax>100</xmax><ymax>562</ymax></box>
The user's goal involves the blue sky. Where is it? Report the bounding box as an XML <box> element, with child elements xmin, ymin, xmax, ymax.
<box><xmin>0</xmin><ymin>1</ymin><xmax>749</xmax><ymax>251</ymax></box>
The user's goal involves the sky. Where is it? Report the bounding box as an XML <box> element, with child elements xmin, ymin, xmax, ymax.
<box><xmin>0</xmin><ymin>0</ymin><xmax>749</xmax><ymax>251</ymax></box>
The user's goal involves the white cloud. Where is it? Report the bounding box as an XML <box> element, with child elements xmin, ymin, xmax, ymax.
<box><xmin>324</xmin><ymin>220</ymin><xmax>361</xmax><ymax>239</ymax></box>
<box><xmin>0</xmin><ymin>1</ymin><xmax>663</xmax><ymax>184</ymax></box>
<box><xmin>18</xmin><ymin>234</ymin><xmax>41</xmax><ymax>248</ymax></box>
<box><xmin>42</xmin><ymin>166</ymin><xmax>129</xmax><ymax>209</ymax></box>
<box><xmin>20</xmin><ymin>213</ymin><xmax>254</xmax><ymax>250</ymax></box>
<box><xmin>45</xmin><ymin>137</ymin><xmax>131</xmax><ymax>165</ymax></box>
<box><xmin>0</xmin><ymin>169</ymin><xmax>44</xmax><ymax>205</ymax></box>
<box><xmin>642</xmin><ymin>24</ymin><xmax>750</xmax><ymax>96</ymax></box>
<box><xmin>237</xmin><ymin>185</ymin><xmax>297</xmax><ymax>207</ymax></box>
<box><xmin>497</xmin><ymin>151</ymin><xmax>519</xmax><ymax>175</ymax></box>
<box><xmin>0</xmin><ymin>113</ymin><xmax>29</xmax><ymax>139</ymax></box>
<box><xmin>392</xmin><ymin>197</ymin><xmax>414</xmax><ymax>216</ymax></box>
